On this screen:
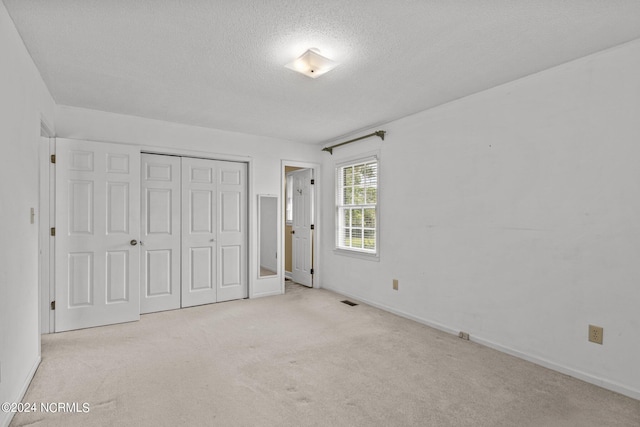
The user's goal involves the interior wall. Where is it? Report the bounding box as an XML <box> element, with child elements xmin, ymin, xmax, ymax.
<box><xmin>55</xmin><ymin>105</ymin><xmax>320</xmax><ymax>298</ymax></box>
<box><xmin>0</xmin><ymin>3</ymin><xmax>56</xmax><ymax>426</ymax></box>
<box><xmin>319</xmin><ymin>39</ymin><xmax>640</xmax><ymax>399</ymax></box>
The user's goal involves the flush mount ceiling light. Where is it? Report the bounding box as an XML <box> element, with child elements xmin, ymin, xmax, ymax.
<box><xmin>285</xmin><ymin>48</ymin><xmax>338</xmax><ymax>78</ymax></box>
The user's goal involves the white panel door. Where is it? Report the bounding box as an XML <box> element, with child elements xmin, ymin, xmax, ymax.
<box><xmin>292</xmin><ymin>169</ymin><xmax>313</xmax><ymax>287</ymax></box>
<box><xmin>181</xmin><ymin>157</ymin><xmax>247</xmax><ymax>306</ymax></box>
<box><xmin>140</xmin><ymin>154</ymin><xmax>181</xmax><ymax>313</ymax></box>
<box><xmin>181</xmin><ymin>157</ymin><xmax>218</xmax><ymax>307</ymax></box>
<box><xmin>55</xmin><ymin>139</ymin><xmax>140</xmax><ymax>331</ymax></box>
<box><xmin>216</xmin><ymin>161</ymin><xmax>247</xmax><ymax>302</ymax></box>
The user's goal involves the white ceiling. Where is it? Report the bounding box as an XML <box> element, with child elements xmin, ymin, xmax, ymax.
<box><xmin>5</xmin><ymin>1</ymin><xmax>640</xmax><ymax>144</ymax></box>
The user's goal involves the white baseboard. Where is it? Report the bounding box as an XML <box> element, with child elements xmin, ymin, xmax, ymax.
<box><xmin>321</xmin><ymin>285</ymin><xmax>640</xmax><ymax>401</ymax></box>
<box><xmin>251</xmin><ymin>290</ymin><xmax>282</xmax><ymax>298</ymax></box>
<box><xmin>470</xmin><ymin>335</ymin><xmax>640</xmax><ymax>401</ymax></box>
<box><xmin>1</xmin><ymin>356</ymin><xmax>41</xmax><ymax>427</ymax></box>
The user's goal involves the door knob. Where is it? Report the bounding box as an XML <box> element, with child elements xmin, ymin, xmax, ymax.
<box><xmin>130</xmin><ymin>239</ymin><xmax>138</xmax><ymax>246</ymax></box>
<box><xmin>291</xmin><ymin>230</ymin><xmax>295</xmax><ymax>234</ymax></box>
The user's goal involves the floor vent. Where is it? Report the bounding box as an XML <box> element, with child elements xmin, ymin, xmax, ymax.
<box><xmin>341</xmin><ymin>300</ymin><xmax>358</xmax><ymax>306</ymax></box>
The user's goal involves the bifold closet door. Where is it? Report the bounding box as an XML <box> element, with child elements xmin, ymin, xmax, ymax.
<box><xmin>140</xmin><ymin>154</ymin><xmax>181</xmax><ymax>314</ymax></box>
<box><xmin>216</xmin><ymin>160</ymin><xmax>247</xmax><ymax>302</ymax></box>
<box><xmin>181</xmin><ymin>157</ymin><xmax>247</xmax><ymax>307</ymax></box>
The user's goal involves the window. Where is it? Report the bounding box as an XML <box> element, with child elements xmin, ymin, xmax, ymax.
<box><xmin>336</xmin><ymin>157</ymin><xmax>378</xmax><ymax>254</ymax></box>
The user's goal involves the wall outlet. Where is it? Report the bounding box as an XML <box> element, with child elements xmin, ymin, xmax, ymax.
<box><xmin>588</xmin><ymin>325</ymin><xmax>603</xmax><ymax>344</ymax></box>
<box><xmin>458</xmin><ymin>331</ymin><xmax>470</xmax><ymax>340</ymax></box>
<box><xmin>392</xmin><ymin>279</ymin><xmax>398</xmax><ymax>290</ymax></box>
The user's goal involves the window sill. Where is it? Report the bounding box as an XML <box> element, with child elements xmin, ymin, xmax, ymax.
<box><xmin>333</xmin><ymin>248</ymin><xmax>379</xmax><ymax>262</ymax></box>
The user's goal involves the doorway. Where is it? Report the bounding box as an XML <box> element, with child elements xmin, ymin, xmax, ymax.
<box><xmin>283</xmin><ymin>163</ymin><xmax>317</xmax><ymax>289</ymax></box>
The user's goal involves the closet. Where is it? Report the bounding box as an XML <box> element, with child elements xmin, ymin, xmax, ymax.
<box><xmin>140</xmin><ymin>154</ymin><xmax>247</xmax><ymax>313</ymax></box>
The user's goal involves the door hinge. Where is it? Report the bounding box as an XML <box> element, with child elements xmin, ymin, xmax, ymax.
<box><xmin>310</xmin><ymin>268</ymin><xmax>314</xmax><ymax>275</ymax></box>
<box><xmin>310</xmin><ymin>179</ymin><xmax>314</xmax><ymax>185</ymax></box>
<box><xmin>310</xmin><ymin>224</ymin><xmax>315</xmax><ymax>230</ymax></box>
<box><xmin>50</xmin><ymin>301</ymin><xmax>55</xmax><ymax>310</ymax></box>
<box><xmin>50</xmin><ymin>154</ymin><xmax>56</xmax><ymax>164</ymax></box>
<box><xmin>50</xmin><ymin>227</ymin><xmax>55</xmax><ymax>236</ymax></box>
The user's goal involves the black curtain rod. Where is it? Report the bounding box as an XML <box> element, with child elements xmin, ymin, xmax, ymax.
<box><xmin>321</xmin><ymin>130</ymin><xmax>386</xmax><ymax>155</ymax></box>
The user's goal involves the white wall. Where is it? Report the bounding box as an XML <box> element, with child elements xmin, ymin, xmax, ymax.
<box><xmin>320</xmin><ymin>39</ymin><xmax>640</xmax><ymax>399</ymax></box>
<box><xmin>55</xmin><ymin>105</ymin><xmax>320</xmax><ymax>297</ymax></box>
<box><xmin>0</xmin><ymin>3</ymin><xmax>56</xmax><ymax>426</ymax></box>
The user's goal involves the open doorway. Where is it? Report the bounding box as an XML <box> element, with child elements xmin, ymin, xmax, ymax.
<box><xmin>282</xmin><ymin>162</ymin><xmax>318</xmax><ymax>290</ymax></box>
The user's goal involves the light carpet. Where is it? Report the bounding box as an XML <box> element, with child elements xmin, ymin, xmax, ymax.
<box><xmin>11</xmin><ymin>283</ymin><xmax>640</xmax><ymax>426</ymax></box>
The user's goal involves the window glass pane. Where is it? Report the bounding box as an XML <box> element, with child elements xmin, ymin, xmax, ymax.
<box><xmin>343</xmin><ymin>209</ymin><xmax>350</xmax><ymax>227</ymax></box>
<box><xmin>365</xmin><ymin>187</ymin><xmax>377</xmax><ymax>204</ymax></box>
<box><xmin>343</xmin><ymin>187</ymin><xmax>353</xmax><ymax>205</ymax></box>
<box><xmin>344</xmin><ymin>167</ymin><xmax>353</xmax><ymax>186</ymax></box>
<box><xmin>364</xmin><ymin>208</ymin><xmax>375</xmax><ymax>227</ymax></box>
<box><xmin>354</xmin><ymin>164</ymin><xmax>364</xmax><ymax>185</ymax></box>
<box><xmin>352</xmin><ymin>209</ymin><xmax>362</xmax><ymax>227</ymax></box>
<box><xmin>352</xmin><ymin>228</ymin><xmax>363</xmax><ymax>248</ymax></box>
<box><xmin>364</xmin><ymin>164</ymin><xmax>376</xmax><ymax>186</ymax></box>
<box><xmin>343</xmin><ymin>228</ymin><xmax>351</xmax><ymax>247</ymax></box>
<box><xmin>364</xmin><ymin>230</ymin><xmax>375</xmax><ymax>250</ymax></box>
<box><xmin>354</xmin><ymin>186</ymin><xmax>365</xmax><ymax>204</ymax></box>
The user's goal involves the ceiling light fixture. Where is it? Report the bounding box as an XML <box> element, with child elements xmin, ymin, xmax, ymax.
<box><xmin>285</xmin><ymin>48</ymin><xmax>338</xmax><ymax>78</ymax></box>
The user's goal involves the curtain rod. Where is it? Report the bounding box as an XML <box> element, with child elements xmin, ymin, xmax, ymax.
<box><xmin>321</xmin><ymin>130</ymin><xmax>386</xmax><ymax>155</ymax></box>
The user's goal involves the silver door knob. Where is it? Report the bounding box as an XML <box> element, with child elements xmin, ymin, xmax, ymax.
<box><xmin>130</xmin><ymin>239</ymin><xmax>138</xmax><ymax>246</ymax></box>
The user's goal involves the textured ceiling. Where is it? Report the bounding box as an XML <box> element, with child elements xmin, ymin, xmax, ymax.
<box><xmin>4</xmin><ymin>1</ymin><xmax>640</xmax><ymax>144</ymax></box>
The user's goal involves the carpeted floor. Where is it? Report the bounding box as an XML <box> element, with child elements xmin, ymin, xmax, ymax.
<box><xmin>11</xmin><ymin>283</ymin><xmax>640</xmax><ymax>426</ymax></box>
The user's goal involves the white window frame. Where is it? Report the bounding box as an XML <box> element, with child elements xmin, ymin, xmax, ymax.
<box><xmin>335</xmin><ymin>154</ymin><xmax>379</xmax><ymax>259</ymax></box>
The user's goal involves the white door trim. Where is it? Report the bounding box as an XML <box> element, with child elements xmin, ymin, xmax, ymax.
<box><xmin>281</xmin><ymin>160</ymin><xmax>321</xmax><ymax>293</ymax></box>
<box><xmin>39</xmin><ymin>135</ymin><xmax>55</xmax><ymax>334</ymax></box>
<box><xmin>141</xmin><ymin>147</ymin><xmax>254</xmax><ymax>301</ymax></box>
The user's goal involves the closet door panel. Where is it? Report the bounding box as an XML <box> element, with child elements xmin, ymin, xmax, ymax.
<box><xmin>181</xmin><ymin>157</ymin><xmax>218</xmax><ymax>307</ymax></box>
<box><xmin>140</xmin><ymin>154</ymin><xmax>181</xmax><ymax>313</ymax></box>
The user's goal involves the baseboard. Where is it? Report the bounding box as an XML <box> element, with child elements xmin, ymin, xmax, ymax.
<box><xmin>251</xmin><ymin>290</ymin><xmax>282</xmax><ymax>298</ymax></box>
<box><xmin>284</xmin><ymin>271</ymin><xmax>292</xmax><ymax>280</ymax></box>
<box><xmin>1</xmin><ymin>356</ymin><xmax>41</xmax><ymax>427</ymax></box>
<box><xmin>321</xmin><ymin>285</ymin><xmax>640</xmax><ymax>401</ymax></box>
<box><xmin>470</xmin><ymin>335</ymin><xmax>640</xmax><ymax>401</ymax></box>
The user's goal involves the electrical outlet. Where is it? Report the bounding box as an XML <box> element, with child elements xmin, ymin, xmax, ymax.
<box><xmin>458</xmin><ymin>332</ymin><xmax>470</xmax><ymax>340</ymax></box>
<box><xmin>392</xmin><ymin>279</ymin><xmax>399</xmax><ymax>290</ymax></box>
<box><xmin>589</xmin><ymin>325</ymin><xmax>603</xmax><ymax>344</ymax></box>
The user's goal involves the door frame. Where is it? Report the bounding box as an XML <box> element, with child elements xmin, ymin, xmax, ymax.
<box><xmin>39</xmin><ymin>121</ymin><xmax>55</xmax><ymax>334</ymax></box>
<box><xmin>40</xmin><ymin>141</ymin><xmax>253</xmax><ymax>333</ymax></box>
<box><xmin>140</xmin><ymin>147</ymin><xmax>252</xmax><ymax>300</ymax></box>
<box><xmin>281</xmin><ymin>160</ymin><xmax>321</xmax><ymax>292</ymax></box>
